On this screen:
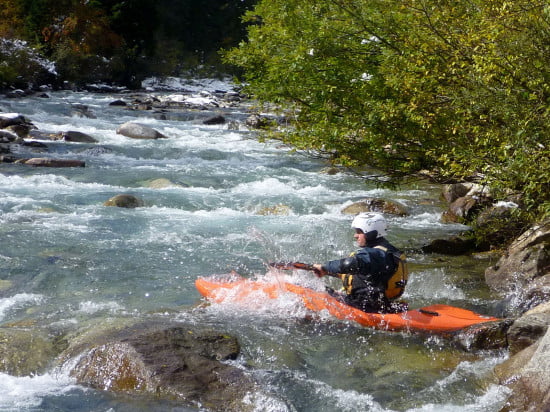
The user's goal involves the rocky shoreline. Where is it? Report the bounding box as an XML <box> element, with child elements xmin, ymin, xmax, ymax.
<box><xmin>1</xmin><ymin>86</ymin><xmax>549</xmax><ymax>411</ymax></box>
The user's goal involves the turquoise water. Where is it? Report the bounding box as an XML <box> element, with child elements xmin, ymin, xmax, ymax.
<box><xmin>0</xmin><ymin>85</ymin><xmax>509</xmax><ymax>411</ymax></box>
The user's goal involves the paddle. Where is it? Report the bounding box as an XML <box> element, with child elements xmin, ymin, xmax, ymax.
<box><xmin>269</xmin><ymin>261</ymin><xmax>321</xmax><ymax>275</ymax></box>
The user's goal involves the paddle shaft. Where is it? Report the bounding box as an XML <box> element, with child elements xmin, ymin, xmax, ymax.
<box><xmin>269</xmin><ymin>261</ymin><xmax>317</xmax><ymax>272</ymax></box>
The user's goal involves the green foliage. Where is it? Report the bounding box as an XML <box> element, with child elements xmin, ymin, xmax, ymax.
<box><xmin>224</xmin><ymin>0</ymin><xmax>550</xmax><ymax>223</ymax></box>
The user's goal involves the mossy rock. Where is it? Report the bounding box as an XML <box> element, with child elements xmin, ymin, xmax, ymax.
<box><xmin>103</xmin><ymin>194</ymin><xmax>144</xmax><ymax>208</ymax></box>
<box><xmin>342</xmin><ymin>198</ymin><xmax>408</xmax><ymax>216</ymax></box>
<box><xmin>0</xmin><ymin>328</ymin><xmax>66</xmax><ymax>376</ymax></box>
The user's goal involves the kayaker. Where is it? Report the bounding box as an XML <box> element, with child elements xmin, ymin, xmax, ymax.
<box><xmin>312</xmin><ymin>212</ymin><xmax>408</xmax><ymax>314</ymax></box>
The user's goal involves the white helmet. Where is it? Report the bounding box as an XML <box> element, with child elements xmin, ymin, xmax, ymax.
<box><xmin>351</xmin><ymin>212</ymin><xmax>387</xmax><ymax>239</ymax></box>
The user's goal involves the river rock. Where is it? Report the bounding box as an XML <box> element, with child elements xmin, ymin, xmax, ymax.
<box><xmin>0</xmin><ymin>130</ymin><xmax>18</xmax><ymax>142</ymax></box>
<box><xmin>245</xmin><ymin>114</ymin><xmax>270</xmax><ymax>129</ymax></box>
<box><xmin>506</xmin><ymin>302</ymin><xmax>550</xmax><ymax>354</ymax></box>
<box><xmin>23</xmin><ymin>157</ymin><xmax>86</xmax><ymax>167</ymax></box>
<box><xmin>70</xmin><ymin>325</ymin><xmax>254</xmax><ymax>411</ymax></box>
<box><xmin>6</xmin><ymin>123</ymin><xmax>33</xmax><ymax>138</ymax></box>
<box><xmin>0</xmin><ymin>113</ymin><xmax>31</xmax><ymax>129</ymax></box>
<box><xmin>55</xmin><ymin>131</ymin><xmax>98</xmax><ymax>143</ymax></box>
<box><xmin>494</xmin><ymin>327</ymin><xmax>550</xmax><ymax>412</ymax></box>
<box><xmin>256</xmin><ymin>204</ymin><xmax>292</xmax><ymax>215</ymax></box>
<box><xmin>203</xmin><ymin>114</ymin><xmax>226</xmax><ymax>125</ymax></box>
<box><xmin>441</xmin><ymin>182</ymin><xmax>476</xmax><ymax>203</ymax></box>
<box><xmin>109</xmin><ymin>99</ymin><xmax>127</xmax><ymax>106</ymax></box>
<box><xmin>441</xmin><ymin>183</ymin><xmax>492</xmax><ymax>223</ymax></box>
<box><xmin>0</xmin><ymin>279</ymin><xmax>12</xmax><ymax>291</ymax></box>
<box><xmin>341</xmin><ymin>198</ymin><xmax>408</xmax><ymax>216</ymax></box>
<box><xmin>0</xmin><ymin>328</ymin><xmax>66</xmax><ymax>376</ymax></box>
<box><xmin>452</xmin><ymin>319</ymin><xmax>513</xmax><ymax>351</ymax></box>
<box><xmin>116</xmin><ymin>122</ymin><xmax>168</xmax><ymax>139</ymax></box>
<box><xmin>421</xmin><ymin>235</ymin><xmax>476</xmax><ymax>255</ymax></box>
<box><xmin>71</xmin><ymin>104</ymin><xmax>96</xmax><ymax>119</ymax></box>
<box><xmin>485</xmin><ymin>220</ymin><xmax>550</xmax><ymax>314</ymax></box>
<box><xmin>103</xmin><ymin>194</ymin><xmax>144</xmax><ymax>208</ymax></box>
<box><xmin>141</xmin><ymin>178</ymin><xmax>186</xmax><ymax>189</ymax></box>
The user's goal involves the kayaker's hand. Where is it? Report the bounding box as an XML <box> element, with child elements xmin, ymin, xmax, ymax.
<box><xmin>312</xmin><ymin>264</ymin><xmax>326</xmax><ymax>277</ymax></box>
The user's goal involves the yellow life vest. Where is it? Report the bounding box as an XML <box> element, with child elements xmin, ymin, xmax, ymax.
<box><xmin>337</xmin><ymin>246</ymin><xmax>409</xmax><ymax>300</ymax></box>
<box><xmin>374</xmin><ymin>245</ymin><xmax>408</xmax><ymax>299</ymax></box>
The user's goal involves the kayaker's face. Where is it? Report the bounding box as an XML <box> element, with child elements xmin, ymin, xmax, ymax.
<box><xmin>354</xmin><ymin>229</ymin><xmax>367</xmax><ymax>247</ymax></box>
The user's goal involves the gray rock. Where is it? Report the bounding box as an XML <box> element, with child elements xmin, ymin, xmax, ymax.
<box><xmin>507</xmin><ymin>303</ymin><xmax>550</xmax><ymax>354</ymax></box>
<box><xmin>58</xmin><ymin>131</ymin><xmax>98</xmax><ymax>143</ymax></box>
<box><xmin>203</xmin><ymin>114</ymin><xmax>226</xmax><ymax>125</ymax></box>
<box><xmin>116</xmin><ymin>122</ymin><xmax>168</xmax><ymax>139</ymax></box>
<box><xmin>494</xmin><ymin>327</ymin><xmax>550</xmax><ymax>411</ymax></box>
<box><xmin>0</xmin><ymin>113</ymin><xmax>30</xmax><ymax>128</ymax></box>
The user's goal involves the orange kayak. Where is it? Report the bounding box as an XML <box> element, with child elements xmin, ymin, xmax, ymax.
<box><xmin>195</xmin><ymin>274</ymin><xmax>500</xmax><ymax>333</ymax></box>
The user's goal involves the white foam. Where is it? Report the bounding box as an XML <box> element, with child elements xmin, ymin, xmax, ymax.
<box><xmin>0</xmin><ymin>173</ymin><xmax>120</xmax><ymax>192</ymax></box>
<box><xmin>406</xmin><ymin>268</ymin><xmax>466</xmax><ymax>301</ymax></box>
<box><xmin>406</xmin><ymin>384</ymin><xmax>511</xmax><ymax>412</ymax></box>
<box><xmin>0</xmin><ymin>370</ymin><xmax>79</xmax><ymax>411</ymax></box>
<box><xmin>0</xmin><ymin>293</ymin><xmax>44</xmax><ymax>321</ymax></box>
<box><xmin>77</xmin><ymin>300</ymin><xmax>123</xmax><ymax>314</ymax></box>
<box><xmin>142</xmin><ymin>76</ymin><xmax>235</xmax><ymax>93</ymax></box>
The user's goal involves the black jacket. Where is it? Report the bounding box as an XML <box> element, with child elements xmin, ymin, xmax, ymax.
<box><xmin>322</xmin><ymin>238</ymin><xmax>399</xmax><ymax>295</ymax></box>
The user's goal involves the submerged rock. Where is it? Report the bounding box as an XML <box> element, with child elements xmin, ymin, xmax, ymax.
<box><xmin>103</xmin><ymin>194</ymin><xmax>144</xmax><ymax>208</ymax></box>
<box><xmin>256</xmin><ymin>204</ymin><xmax>292</xmax><ymax>215</ymax></box>
<box><xmin>141</xmin><ymin>178</ymin><xmax>187</xmax><ymax>189</ymax></box>
<box><xmin>0</xmin><ymin>328</ymin><xmax>66</xmax><ymax>376</ymax></box>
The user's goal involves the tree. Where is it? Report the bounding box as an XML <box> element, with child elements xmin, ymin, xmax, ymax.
<box><xmin>224</xmin><ymin>0</ymin><xmax>550</xmax><ymax>221</ymax></box>
<box><xmin>0</xmin><ymin>0</ymin><xmax>25</xmax><ymax>38</ymax></box>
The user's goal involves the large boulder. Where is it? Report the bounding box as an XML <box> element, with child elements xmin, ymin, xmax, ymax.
<box><xmin>116</xmin><ymin>122</ymin><xmax>167</xmax><ymax>139</ymax></box>
<box><xmin>485</xmin><ymin>220</ymin><xmax>550</xmax><ymax>314</ymax></box>
<box><xmin>494</xmin><ymin>326</ymin><xmax>550</xmax><ymax>412</ymax></box>
<box><xmin>69</xmin><ymin>325</ymin><xmax>255</xmax><ymax>411</ymax></box>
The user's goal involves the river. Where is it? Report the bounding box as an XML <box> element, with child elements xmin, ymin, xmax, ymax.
<box><xmin>0</xmin><ymin>81</ymin><xmax>510</xmax><ymax>411</ymax></box>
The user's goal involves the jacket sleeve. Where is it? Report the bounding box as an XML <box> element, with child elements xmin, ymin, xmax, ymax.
<box><xmin>323</xmin><ymin>255</ymin><xmax>362</xmax><ymax>275</ymax></box>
